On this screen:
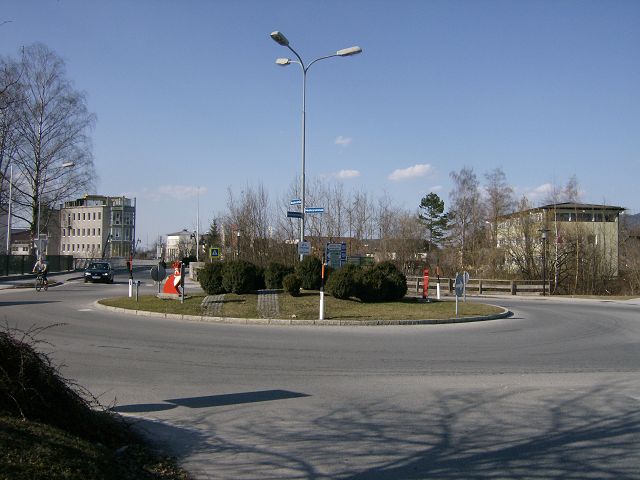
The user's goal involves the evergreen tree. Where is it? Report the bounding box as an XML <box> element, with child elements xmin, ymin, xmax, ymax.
<box><xmin>418</xmin><ymin>192</ymin><xmax>448</xmax><ymax>257</ymax></box>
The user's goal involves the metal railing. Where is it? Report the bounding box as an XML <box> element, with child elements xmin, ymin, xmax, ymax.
<box><xmin>0</xmin><ymin>255</ymin><xmax>74</xmax><ymax>276</ymax></box>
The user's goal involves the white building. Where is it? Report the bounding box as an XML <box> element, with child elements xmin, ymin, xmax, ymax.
<box><xmin>60</xmin><ymin>195</ymin><xmax>136</xmax><ymax>258</ymax></box>
<box><xmin>165</xmin><ymin>229</ymin><xmax>194</xmax><ymax>261</ymax></box>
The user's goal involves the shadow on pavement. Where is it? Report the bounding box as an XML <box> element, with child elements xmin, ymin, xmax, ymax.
<box><xmin>0</xmin><ymin>300</ymin><xmax>61</xmax><ymax>307</ymax></box>
<box><xmin>148</xmin><ymin>382</ymin><xmax>640</xmax><ymax>479</ymax></box>
<box><xmin>111</xmin><ymin>389</ymin><xmax>310</xmax><ymax>414</ymax></box>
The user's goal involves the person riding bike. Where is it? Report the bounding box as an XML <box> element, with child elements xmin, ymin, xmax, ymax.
<box><xmin>32</xmin><ymin>257</ymin><xmax>48</xmax><ymax>287</ymax></box>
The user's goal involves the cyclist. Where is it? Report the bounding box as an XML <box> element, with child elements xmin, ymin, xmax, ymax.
<box><xmin>32</xmin><ymin>257</ymin><xmax>48</xmax><ymax>287</ymax></box>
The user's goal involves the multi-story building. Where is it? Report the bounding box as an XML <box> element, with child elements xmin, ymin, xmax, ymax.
<box><xmin>496</xmin><ymin>202</ymin><xmax>625</xmax><ymax>276</ymax></box>
<box><xmin>60</xmin><ymin>195</ymin><xmax>136</xmax><ymax>258</ymax></box>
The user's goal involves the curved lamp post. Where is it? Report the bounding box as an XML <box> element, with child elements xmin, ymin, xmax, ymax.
<box><xmin>270</xmin><ymin>31</ymin><xmax>361</xmax><ymax>259</ymax></box>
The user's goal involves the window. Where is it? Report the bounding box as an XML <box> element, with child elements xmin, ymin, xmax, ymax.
<box><xmin>93</xmin><ymin>212</ymin><xmax>96</xmax><ymax>220</ymax></box>
<box><xmin>73</xmin><ymin>213</ymin><xmax>76</xmax><ymax>220</ymax></box>
<box><xmin>92</xmin><ymin>228</ymin><xmax>95</xmax><ymax>236</ymax></box>
<box><xmin>98</xmin><ymin>212</ymin><xmax>101</xmax><ymax>220</ymax></box>
<box><xmin>62</xmin><ymin>229</ymin><xmax>66</xmax><ymax>237</ymax></box>
<box><xmin>82</xmin><ymin>228</ymin><xmax>85</xmax><ymax>236</ymax></box>
<box><xmin>82</xmin><ymin>213</ymin><xmax>86</xmax><ymax>220</ymax></box>
<box><xmin>98</xmin><ymin>228</ymin><xmax>101</xmax><ymax>235</ymax></box>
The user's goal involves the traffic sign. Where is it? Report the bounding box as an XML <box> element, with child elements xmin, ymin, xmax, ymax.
<box><xmin>290</xmin><ymin>198</ymin><xmax>302</xmax><ymax>206</ymax></box>
<box><xmin>150</xmin><ymin>265</ymin><xmax>167</xmax><ymax>282</ymax></box>
<box><xmin>455</xmin><ymin>273</ymin><xmax>465</xmax><ymax>297</ymax></box>
<box><xmin>298</xmin><ymin>241</ymin><xmax>311</xmax><ymax>256</ymax></box>
<box><xmin>305</xmin><ymin>207</ymin><xmax>324</xmax><ymax>214</ymax></box>
<box><xmin>287</xmin><ymin>211</ymin><xmax>303</xmax><ymax>219</ymax></box>
<box><xmin>326</xmin><ymin>243</ymin><xmax>347</xmax><ymax>269</ymax></box>
<box><xmin>209</xmin><ymin>247</ymin><xmax>220</xmax><ymax>258</ymax></box>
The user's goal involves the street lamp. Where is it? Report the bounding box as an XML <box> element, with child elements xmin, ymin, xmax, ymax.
<box><xmin>539</xmin><ymin>229</ymin><xmax>550</xmax><ymax>296</ymax></box>
<box><xmin>36</xmin><ymin>161</ymin><xmax>75</xmax><ymax>258</ymax></box>
<box><xmin>5</xmin><ymin>163</ymin><xmax>13</xmax><ymax>255</ymax></box>
<box><xmin>270</xmin><ymin>30</ymin><xmax>362</xmax><ymax>259</ymax></box>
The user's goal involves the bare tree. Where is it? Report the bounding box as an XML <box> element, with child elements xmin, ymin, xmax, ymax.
<box><xmin>225</xmin><ymin>183</ymin><xmax>273</xmax><ymax>266</ymax></box>
<box><xmin>448</xmin><ymin>166</ymin><xmax>484</xmax><ymax>269</ymax></box>
<box><xmin>484</xmin><ymin>167</ymin><xmax>515</xmax><ymax>244</ymax></box>
<box><xmin>0</xmin><ymin>56</ymin><xmax>22</xmax><ymax>215</ymax></box>
<box><xmin>10</xmin><ymin>44</ymin><xmax>96</xmax><ymax>238</ymax></box>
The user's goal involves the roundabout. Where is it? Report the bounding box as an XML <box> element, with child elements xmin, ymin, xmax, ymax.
<box><xmin>1</xmin><ymin>272</ymin><xmax>639</xmax><ymax>479</ymax></box>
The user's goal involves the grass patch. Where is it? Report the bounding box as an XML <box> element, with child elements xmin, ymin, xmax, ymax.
<box><xmin>280</xmin><ymin>294</ymin><xmax>502</xmax><ymax>320</ymax></box>
<box><xmin>0</xmin><ymin>325</ymin><xmax>190</xmax><ymax>480</ymax></box>
<box><xmin>99</xmin><ymin>292</ymin><xmax>502</xmax><ymax>321</ymax></box>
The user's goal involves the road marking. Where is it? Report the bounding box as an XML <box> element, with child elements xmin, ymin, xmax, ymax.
<box><xmin>78</xmin><ymin>308</ymin><xmax>93</xmax><ymax>312</ymax></box>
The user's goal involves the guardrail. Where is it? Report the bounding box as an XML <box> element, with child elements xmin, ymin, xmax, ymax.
<box><xmin>406</xmin><ymin>276</ymin><xmax>546</xmax><ymax>296</ymax></box>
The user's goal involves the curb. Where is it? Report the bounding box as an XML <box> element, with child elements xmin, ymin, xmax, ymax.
<box><xmin>94</xmin><ymin>300</ymin><xmax>512</xmax><ymax>326</ymax></box>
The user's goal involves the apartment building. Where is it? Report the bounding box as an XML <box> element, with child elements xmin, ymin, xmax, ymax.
<box><xmin>60</xmin><ymin>195</ymin><xmax>136</xmax><ymax>258</ymax></box>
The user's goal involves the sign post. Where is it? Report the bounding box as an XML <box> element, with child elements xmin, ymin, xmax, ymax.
<box><xmin>436</xmin><ymin>265</ymin><xmax>443</xmax><ymax>300</ymax></box>
<box><xmin>463</xmin><ymin>271</ymin><xmax>470</xmax><ymax>302</ymax></box>
<box><xmin>454</xmin><ymin>272</ymin><xmax>464</xmax><ymax>317</ymax></box>
<box><xmin>319</xmin><ymin>257</ymin><xmax>326</xmax><ymax>320</ymax></box>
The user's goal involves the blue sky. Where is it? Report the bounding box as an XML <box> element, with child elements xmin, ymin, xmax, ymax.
<box><xmin>2</xmin><ymin>0</ymin><xmax>638</xmax><ymax>247</ymax></box>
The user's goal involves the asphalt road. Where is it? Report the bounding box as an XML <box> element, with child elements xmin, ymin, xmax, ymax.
<box><xmin>1</xmin><ymin>272</ymin><xmax>639</xmax><ymax>479</ymax></box>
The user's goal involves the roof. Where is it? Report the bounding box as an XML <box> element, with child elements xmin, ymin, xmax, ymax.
<box><xmin>166</xmin><ymin>229</ymin><xmax>192</xmax><ymax>237</ymax></box>
<box><xmin>496</xmin><ymin>202</ymin><xmax>625</xmax><ymax>221</ymax></box>
<box><xmin>538</xmin><ymin>202</ymin><xmax>625</xmax><ymax>212</ymax></box>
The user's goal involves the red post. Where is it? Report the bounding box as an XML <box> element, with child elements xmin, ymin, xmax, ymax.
<box><xmin>422</xmin><ymin>268</ymin><xmax>430</xmax><ymax>299</ymax></box>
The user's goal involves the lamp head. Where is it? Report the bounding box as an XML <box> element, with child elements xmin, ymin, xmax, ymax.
<box><xmin>336</xmin><ymin>46</ymin><xmax>362</xmax><ymax>57</ymax></box>
<box><xmin>276</xmin><ymin>58</ymin><xmax>291</xmax><ymax>66</ymax></box>
<box><xmin>270</xmin><ymin>31</ymin><xmax>289</xmax><ymax>46</ymax></box>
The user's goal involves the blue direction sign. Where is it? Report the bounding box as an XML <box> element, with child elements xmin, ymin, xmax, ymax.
<box><xmin>287</xmin><ymin>211</ymin><xmax>303</xmax><ymax>219</ymax></box>
<box><xmin>290</xmin><ymin>198</ymin><xmax>302</xmax><ymax>206</ymax></box>
<box><xmin>305</xmin><ymin>207</ymin><xmax>324</xmax><ymax>214</ymax></box>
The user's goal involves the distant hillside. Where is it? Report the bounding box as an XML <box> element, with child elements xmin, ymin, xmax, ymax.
<box><xmin>623</xmin><ymin>213</ymin><xmax>640</xmax><ymax>230</ymax></box>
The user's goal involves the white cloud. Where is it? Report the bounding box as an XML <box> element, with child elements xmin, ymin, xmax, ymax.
<box><xmin>335</xmin><ymin>136</ymin><xmax>353</xmax><ymax>147</ymax></box>
<box><xmin>520</xmin><ymin>183</ymin><xmax>553</xmax><ymax>203</ymax></box>
<box><xmin>336</xmin><ymin>169</ymin><xmax>360</xmax><ymax>179</ymax></box>
<box><xmin>388</xmin><ymin>164</ymin><xmax>433</xmax><ymax>181</ymax></box>
<box><xmin>155</xmin><ymin>185</ymin><xmax>208</xmax><ymax>201</ymax></box>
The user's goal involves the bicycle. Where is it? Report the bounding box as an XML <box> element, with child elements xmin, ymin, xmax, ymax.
<box><xmin>35</xmin><ymin>273</ymin><xmax>48</xmax><ymax>292</ymax></box>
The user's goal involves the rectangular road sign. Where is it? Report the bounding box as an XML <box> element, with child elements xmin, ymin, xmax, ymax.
<box><xmin>298</xmin><ymin>241</ymin><xmax>311</xmax><ymax>256</ymax></box>
<box><xmin>209</xmin><ymin>247</ymin><xmax>220</xmax><ymax>258</ymax></box>
<box><xmin>304</xmin><ymin>207</ymin><xmax>324</xmax><ymax>214</ymax></box>
<box><xmin>287</xmin><ymin>211</ymin><xmax>303</xmax><ymax>219</ymax></box>
<box><xmin>290</xmin><ymin>198</ymin><xmax>302</xmax><ymax>206</ymax></box>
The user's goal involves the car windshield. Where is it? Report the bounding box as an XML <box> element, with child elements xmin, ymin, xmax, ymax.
<box><xmin>89</xmin><ymin>263</ymin><xmax>109</xmax><ymax>269</ymax></box>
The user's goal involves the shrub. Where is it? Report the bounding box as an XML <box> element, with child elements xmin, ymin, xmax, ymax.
<box><xmin>296</xmin><ymin>255</ymin><xmax>322</xmax><ymax>290</ymax></box>
<box><xmin>326</xmin><ymin>264</ymin><xmax>361</xmax><ymax>300</ymax></box>
<box><xmin>222</xmin><ymin>260</ymin><xmax>258</xmax><ymax>294</ymax></box>
<box><xmin>282</xmin><ymin>273</ymin><xmax>302</xmax><ymax>296</ymax></box>
<box><xmin>265</xmin><ymin>262</ymin><xmax>294</xmax><ymax>289</ymax></box>
<box><xmin>355</xmin><ymin>261</ymin><xmax>408</xmax><ymax>303</ymax></box>
<box><xmin>198</xmin><ymin>262</ymin><xmax>226</xmax><ymax>294</ymax></box>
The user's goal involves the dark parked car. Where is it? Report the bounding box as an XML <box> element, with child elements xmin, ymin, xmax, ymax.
<box><xmin>84</xmin><ymin>262</ymin><xmax>114</xmax><ymax>283</ymax></box>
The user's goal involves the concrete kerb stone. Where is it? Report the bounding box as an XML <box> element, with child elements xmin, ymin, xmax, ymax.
<box><xmin>94</xmin><ymin>300</ymin><xmax>511</xmax><ymax>326</ymax></box>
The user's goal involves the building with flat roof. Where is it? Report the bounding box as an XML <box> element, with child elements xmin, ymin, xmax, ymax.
<box><xmin>496</xmin><ymin>202</ymin><xmax>625</xmax><ymax>278</ymax></box>
<box><xmin>60</xmin><ymin>195</ymin><xmax>136</xmax><ymax>258</ymax></box>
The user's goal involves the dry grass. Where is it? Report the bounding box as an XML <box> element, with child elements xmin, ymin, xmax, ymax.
<box><xmin>99</xmin><ymin>292</ymin><xmax>502</xmax><ymax>321</ymax></box>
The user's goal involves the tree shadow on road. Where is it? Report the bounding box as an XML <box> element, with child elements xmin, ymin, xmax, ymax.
<box><xmin>165</xmin><ymin>382</ymin><xmax>640</xmax><ymax>479</ymax></box>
